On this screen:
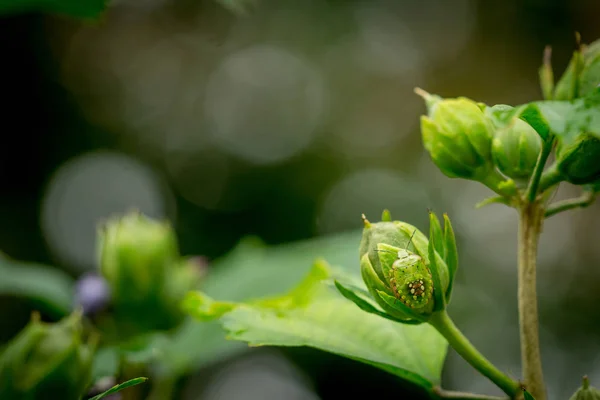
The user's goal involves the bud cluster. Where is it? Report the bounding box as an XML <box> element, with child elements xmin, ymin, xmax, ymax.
<box><xmin>416</xmin><ymin>88</ymin><xmax>540</xmax><ymax>198</ymax></box>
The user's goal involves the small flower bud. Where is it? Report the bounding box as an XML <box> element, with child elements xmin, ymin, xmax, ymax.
<box><xmin>0</xmin><ymin>311</ymin><xmax>96</xmax><ymax>400</ymax></box>
<box><xmin>359</xmin><ymin>210</ymin><xmax>457</xmax><ymax>323</ymax></box>
<box><xmin>569</xmin><ymin>376</ymin><xmax>600</xmax><ymax>400</ymax></box>
<box><xmin>416</xmin><ymin>89</ymin><xmax>494</xmax><ymax>180</ymax></box>
<box><xmin>555</xmin><ymin>133</ymin><xmax>600</xmax><ymax>185</ymax></box>
<box><xmin>97</xmin><ymin>211</ymin><xmax>201</xmax><ymax>338</ymax></box>
<box><xmin>491</xmin><ymin>111</ymin><xmax>542</xmax><ymax>180</ymax></box>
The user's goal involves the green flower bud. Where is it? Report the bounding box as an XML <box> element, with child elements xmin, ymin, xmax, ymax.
<box><xmin>416</xmin><ymin>89</ymin><xmax>517</xmax><ymax>197</ymax></box>
<box><xmin>569</xmin><ymin>376</ymin><xmax>600</xmax><ymax>400</ymax></box>
<box><xmin>417</xmin><ymin>89</ymin><xmax>494</xmax><ymax>180</ymax></box>
<box><xmin>491</xmin><ymin>111</ymin><xmax>542</xmax><ymax>180</ymax></box>
<box><xmin>359</xmin><ymin>210</ymin><xmax>457</xmax><ymax>324</ymax></box>
<box><xmin>98</xmin><ymin>211</ymin><xmax>202</xmax><ymax>339</ymax></box>
<box><xmin>555</xmin><ymin>133</ymin><xmax>600</xmax><ymax>185</ymax></box>
<box><xmin>0</xmin><ymin>311</ymin><xmax>96</xmax><ymax>400</ymax></box>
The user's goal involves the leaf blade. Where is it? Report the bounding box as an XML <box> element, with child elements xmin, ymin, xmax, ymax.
<box><xmin>184</xmin><ymin>261</ymin><xmax>448</xmax><ymax>388</ymax></box>
<box><xmin>0</xmin><ymin>253</ymin><xmax>74</xmax><ymax>317</ymax></box>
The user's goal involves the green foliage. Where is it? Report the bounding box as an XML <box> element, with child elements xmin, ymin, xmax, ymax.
<box><xmin>88</xmin><ymin>377</ymin><xmax>148</xmax><ymax>400</ymax></box>
<box><xmin>91</xmin><ymin>229</ymin><xmax>364</xmax><ymax>383</ymax></box>
<box><xmin>487</xmin><ymin>88</ymin><xmax>600</xmax><ymax>144</ymax></box>
<box><xmin>183</xmin><ymin>259</ymin><xmax>448</xmax><ymax>392</ymax></box>
<box><xmin>0</xmin><ymin>253</ymin><xmax>74</xmax><ymax>317</ymax></box>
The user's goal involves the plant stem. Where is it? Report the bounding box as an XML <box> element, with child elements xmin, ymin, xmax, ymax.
<box><xmin>526</xmin><ymin>139</ymin><xmax>554</xmax><ymax>202</ymax></box>
<box><xmin>545</xmin><ymin>191</ymin><xmax>596</xmax><ymax>218</ymax></box>
<box><xmin>434</xmin><ymin>387</ymin><xmax>509</xmax><ymax>400</ymax></box>
<box><xmin>517</xmin><ymin>203</ymin><xmax>545</xmax><ymax>400</ymax></box>
<box><xmin>429</xmin><ymin>311</ymin><xmax>520</xmax><ymax>398</ymax></box>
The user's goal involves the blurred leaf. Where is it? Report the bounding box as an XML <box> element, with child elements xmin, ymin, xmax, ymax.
<box><xmin>183</xmin><ymin>259</ymin><xmax>448</xmax><ymax>391</ymax></box>
<box><xmin>154</xmin><ymin>231</ymin><xmax>362</xmax><ymax>376</ymax></box>
<box><xmin>0</xmin><ymin>0</ymin><xmax>107</xmax><ymax>19</ymax></box>
<box><xmin>88</xmin><ymin>377</ymin><xmax>148</xmax><ymax>400</ymax></box>
<box><xmin>0</xmin><ymin>253</ymin><xmax>74</xmax><ymax>317</ymax></box>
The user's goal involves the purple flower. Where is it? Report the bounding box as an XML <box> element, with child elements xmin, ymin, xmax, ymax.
<box><xmin>74</xmin><ymin>273</ymin><xmax>111</xmax><ymax>315</ymax></box>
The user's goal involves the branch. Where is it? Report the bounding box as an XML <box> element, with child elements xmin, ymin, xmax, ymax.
<box><xmin>544</xmin><ymin>191</ymin><xmax>596</xmax><ymax>218</ymax></box>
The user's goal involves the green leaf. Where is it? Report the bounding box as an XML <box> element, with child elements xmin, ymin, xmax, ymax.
<box><xmin>523</xmin><ymin>388</ymin><xmax>536</xmax><ymax>400</ymax></box>
<box><xmin>488</xmin><ymin>88</ymin><xmax>600</xmax><ymax>143</ymax></box>
<box><xmin>0</xmin><ymin>0</ymin><xmax>107</xmax><ymax>19</ymax></box>
<box><xmin>88</xmin><ymin>377</ymin><xmax>148</xmax><ymax>400</ymax></box>
<box><xmin>0</xmin><ymin>252</ymin><xmax>74</xmax><ymax>317</ymax></box>
<box><xmin>155</xmin><ymin>231</ymin><xmax>363</xmax><ymax>376</ymax></box>
<box><xmin>183</xmin><ymin>259</ymin><xmax>448</xmax><ymax>391</ymax></box>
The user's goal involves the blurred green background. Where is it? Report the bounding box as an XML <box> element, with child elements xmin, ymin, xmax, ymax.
<box><xmin>2</xmin><ymin>0</ymin><xmax>600</xmax><ymax>398</ymax></box>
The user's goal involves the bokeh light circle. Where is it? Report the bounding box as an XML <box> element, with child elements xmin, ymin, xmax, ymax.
<box><xmin>204</xmin><ymin>44</ymin><xmax>327</xmax><ymax>164</ymax></box>
<box><xmin>41</xmin><ymin>151</ymin><xmax>172</xmax><ymax>271</ymax></box>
